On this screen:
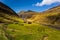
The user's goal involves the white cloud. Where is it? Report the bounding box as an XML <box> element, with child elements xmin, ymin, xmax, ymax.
<box><xmin>35</xmin><ymin>0</ymin><xmax>60</xmax><ymax>6</ymax></box>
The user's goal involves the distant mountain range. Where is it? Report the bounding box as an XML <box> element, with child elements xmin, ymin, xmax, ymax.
<box><xmin>0</xmin><ymin>2</ymin><xmax>60</xmax><ymax>40</ymax></box>
<box><xmin>0</xmin><ymin>2</ymin><xmax>60</xmax><ymax>25</ymax></box>
<box><xmin>18</xmin><ymin>5</ymin><xmax>60</xmax><ymax>25</ymax></box>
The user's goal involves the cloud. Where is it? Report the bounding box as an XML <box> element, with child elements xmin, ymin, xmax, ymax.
<box><xmin>35</xmin><ymin>0</ymin><xmax>60</xmax><ymax>6</ymax></box>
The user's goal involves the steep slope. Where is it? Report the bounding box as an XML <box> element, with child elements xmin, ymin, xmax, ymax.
<box><xmin>18</xmin><ymin>10</ymin><xmax>41</xmax><ymax>23</ymax></box>
<box><xmin>32</xmin><ymin>5</ymin><xmax>60</xmax><ymax>25</ymax></box>
<box><xmin>0</xmin><ymin>2</ymin><xmax>23</xmax><ymax>40</ymax></box>
<box><xmin>18</xmin><ymin>5</ymin><xmax>60</xmax><ymax>25</ymax></box>
<box><xmin>0</xmin><ymin>2</ymin><xmax>18</xmax><ymax>16</ymax></box>
<box><xmin>18</xmin><ymin>10</ymin><xmax>40</xmax><ymax>19</ymax></box>
<box><xmin>0</xmin><ymin>2</ymin><xmax>19</xmax><ymax>23</ymax></box>
<box><xmin>0</xmin><ymin>2</ymin><xmax>60</xmax><ymax>40</ymax></box>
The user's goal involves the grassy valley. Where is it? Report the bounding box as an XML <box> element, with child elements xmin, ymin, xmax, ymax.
<box><xmin>0</xmin><ymin>2</ymin><xmax>60</xmax><ymax>40</ymax></box>
<box><xmin>18</xmin><ymin>5</ymin><xmax>60</xmax><ymax>26</ymax></box>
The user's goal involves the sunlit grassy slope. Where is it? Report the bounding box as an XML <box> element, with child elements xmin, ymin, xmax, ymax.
<box><xmin>0</xmin><ymin>2</ymin><xmax>60</xmax><ymax>40</ymax></box>
<box><xmin>29</xmin><ymin>5</ymin><xmax>60</xmax><ymax>25</ymax></box>
<box><xmin>0</xmin><ymin>20</ymin><xmax>60</xmax><ymax>40</ymax></box>
<box><xmin>18</xmin><ymin>5</ymin><xmax>60</xmax><ymax>25</ymax></box>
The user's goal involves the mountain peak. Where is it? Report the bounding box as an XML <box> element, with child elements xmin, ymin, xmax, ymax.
<box><xmin>27</xmin><ymin>10</ymin><xmax>34</xmax><ymax>12</ymax></box>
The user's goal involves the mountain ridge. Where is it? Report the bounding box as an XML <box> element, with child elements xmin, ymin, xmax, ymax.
<box><xmin>18</xmin><ymin>5</ymin><xmax>60</xmax><ymax>25</ymax></box>
<box><xmin>0</xmin><ymin>2</ymin><xmax>19</xmax><ymax>23</ymax></box>
<box><xmin>0</xmin><ymin>2</ymin><xmax>60</xmax><ymax>40</ymax></box>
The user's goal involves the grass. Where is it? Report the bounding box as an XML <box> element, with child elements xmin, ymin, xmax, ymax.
<box><xmin>0</xmin><ymin>12</ymin><xmax>60</xmax><ymax>40</ymax></box>
<box><xmin>0</xmin><ymin>4</ymin><xmax>60</xmax><ymax>40</ymax></box>
<box><xmin>0</xmin><ymin>11</ymin><xmax>60</xmax><ymax>40</ymax></box>
<box><xmin>0</xmin><ymin>25</ymin><xmax>8</xmax><ymax>40</ymax></box>
<box><xmin>0</xmin><ymin>22</ymin><xmax>60</xmax><ymax>40</ymax></box>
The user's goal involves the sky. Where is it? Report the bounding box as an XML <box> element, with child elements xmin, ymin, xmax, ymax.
<box><xmin>0</xmin><ymin>0</ymin><xmax>60</xmax><ymax>13</ymax></box>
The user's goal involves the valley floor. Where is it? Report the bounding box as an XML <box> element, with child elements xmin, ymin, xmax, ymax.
<box><xmin>0</xmin><ymin>22</ymin><xmax>60</xmax><ymax>40</ymax></box>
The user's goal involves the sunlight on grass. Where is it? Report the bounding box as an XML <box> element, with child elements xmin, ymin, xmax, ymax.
<box><xmin>3</xmin><ymin>22</ymin><xmax>60</xmax><ymax>40</ymax></box>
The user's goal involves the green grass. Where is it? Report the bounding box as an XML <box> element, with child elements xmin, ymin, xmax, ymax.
<box><xmin>0</xmin><ymin>26</ymin><xmax>8</xmax><ymax>40</ymax></box>
<box><xmin>1</xmin><ymin>22</ymin><xmax>59</xmax><ymax>40</ymax></box>
<box><xmin>0</xmin><ymin>4</ymin><xmax>60</xmax><ymax>40</ymax></box>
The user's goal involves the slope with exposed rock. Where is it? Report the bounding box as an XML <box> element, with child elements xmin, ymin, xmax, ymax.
<box><xmin>0</xmin><ymin>2</ymin><xmax>60</xmax><ymax>40</ymax></box>
<box><xmin>18</xmin><ymin>10</ymin><xmax>40</xmax><ymax>19</ymax></box>
<box><xmin>18</xmin><ymin>5</ymin><xmax>60</xmax><ymax>25</ymax></box>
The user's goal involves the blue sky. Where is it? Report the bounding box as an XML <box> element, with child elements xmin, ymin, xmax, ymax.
<box><xmin>0</xmin><ymin>0</ymin><xmax>60</xmax><ymax>13</ymax></box>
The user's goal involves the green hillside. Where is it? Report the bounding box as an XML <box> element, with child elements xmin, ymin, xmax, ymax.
<box><xmin>0</xmin><ymin>2</ymin><xmax>20</xmax><ymax>23</ymax></box>
<box><xmin>0</xmin><ymin>2</ymin><xmax>60</xmax><ymax>40</ymax></box>
<box><xmin>18</xmin><ymin>5</ymin><xmax>60</xmax><ymax>26</ymax></box>
<box><xmin>0</xmin><ymin>21</ymin><xmax>60</xmax><ymax>40</ymax></box>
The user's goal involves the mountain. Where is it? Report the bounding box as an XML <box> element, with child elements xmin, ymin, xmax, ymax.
<box><xmin>0</xmin><ymin>2</ymin><xmax>19</xmax><ymax>23</ymax></box>
<box><xmin>32</xmin><ymin>5</ymin><xmax>60</xmax><ymax>25</ymax></box>
<box><xmin>0</xmin><ymin>2</ymin><xmax>60</xmax><ymax>40</ymax></box>
<box><xmin>18</xmin><ymin>10</ymin><xmax>40</xmax><ymax>22</ymax></box>
<box><xmin>18</xmin><ymin>5</ymin><xmax>60</xmax><ymax>25</ymax></box>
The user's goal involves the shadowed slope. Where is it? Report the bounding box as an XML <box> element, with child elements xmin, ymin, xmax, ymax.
<box><xmin>0</xmin><ymin>2</ymin><xmax>19</xmax><ymax>23</ymax></box>
<box><xmin>0</xmin><ymin>2</ymin><xmax>19</xmax><ymax>17</ymax></box>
